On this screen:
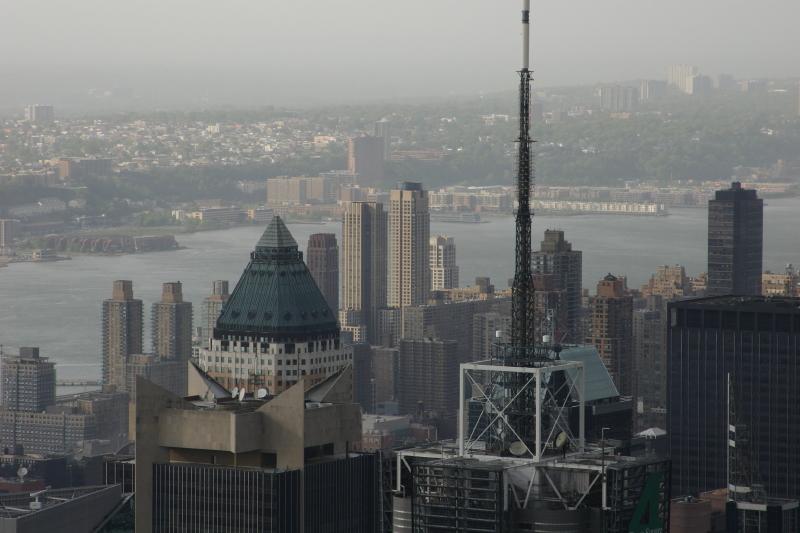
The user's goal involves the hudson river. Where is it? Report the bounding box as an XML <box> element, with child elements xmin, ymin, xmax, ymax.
<box><xmin>1</xmin><ymin>198</ymin><xmax>798</xmax><ymax>381</ymax></box>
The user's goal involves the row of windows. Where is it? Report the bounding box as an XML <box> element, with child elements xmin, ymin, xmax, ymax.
<box><xmin>202</xmin><ymin>353</ymin><xmax>350</xmax><ymax>366</ymax></box>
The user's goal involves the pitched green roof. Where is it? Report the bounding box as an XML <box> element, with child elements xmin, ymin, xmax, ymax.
<box><xmin>214</xmin><ymin>217</ymin><xmax>338</xmax><ymax>340</ymax></box>
<box><xmin>256</xmin><ymin>215</ymin><xmax>297</xmax><ymax>250</ymax></box>
<box><xmin>558</xmin><ymin>345</ymin><xmax>620</xmax><ymax>401</ymax></box>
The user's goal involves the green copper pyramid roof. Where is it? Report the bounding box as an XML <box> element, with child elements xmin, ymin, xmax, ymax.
<box><xmin>256</xmin><ymin>215</ymin><xmax>298</xmax><ymax>251</ymax></box>
<box><xmin>214</xmin><ymin>217</ymin><xmax>338</xmax><ymax>340</ymax></box>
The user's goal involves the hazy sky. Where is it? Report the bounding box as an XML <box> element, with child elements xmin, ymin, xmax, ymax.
<box><xmin>2</xmin><ymin>0</ymin><xmax>798</xmax><ymax>107</ymax></box>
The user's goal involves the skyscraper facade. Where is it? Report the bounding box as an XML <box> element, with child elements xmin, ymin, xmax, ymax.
<box><xmin>707</xmin><ymin>182</ymin><xmax>763</xmax><ymax>296</ymax></box>
<box><xmin>586</xmin><ymin>274</ymin><xmax>633</xmax><ymax>395</ymax></box>
<box><xmin>532</xmin><ymin>229</ymin><xmax>583</xmax><ymax>343</ymax></box>
<box><xmin>200</xmin><ymin>217</ymin><xmax>351</xmax><ymax>393</ymax></box>
<box><xmin>201</xmin><ymin>280</ymin><xmax>229</xmax><ymax>342</ymax></box>
<box><xmin>306</xmin><ymin>233</ymin><xmax>339</xmax><ymax>312</ymax></box>
<box><xmin>347</xmin><ymin>136</ymin><xmax>385</xmax><ymax>185</ymax></box>
<box><xmin>397</xmin><ymin>338</ymin><xmax>459</xmax><ymax>437</ymax></box>
<box><xmin>633</xmin><ymin>295</ymin><xmax>668</xmax><ymax>430</ymax></box>
<box><xmin>533</xmin><ymin>273</ymin><xmax>569</xmax><ymax>343</ymax></box>
<box><xmin>1</xmin><ymin>347</ymin><xmax>55</xmax><ymax>412</ymax></box>
<box><xmin>151</xmin><ymin>282</ymin><xmax>193</xmax><ymax>363</ymax></box>
<box><xmin>341</xmin><ymin>202</ymin><xmax>387</xmax><ymax>344</ymax></box>
<box><xmin>101</xmin><ymin>280</ymin><xmax>143</xmax><ymax>390</ymax></box>
<box><xmin>388</xmin><ymin>182</ymin><xmax>430</xmax><ymax>309</ymax></box>
<box><xmin>429</xmin><ymin>235</ymin><xmax>459</xmax><ymax>291</ymax></box>
<box><xmin>668</xmin><ymin>296</ymin><xmax>800</xmax><ymax>500</ymax></box>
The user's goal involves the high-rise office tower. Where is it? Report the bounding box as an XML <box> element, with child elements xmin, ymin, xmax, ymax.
<box><xmin>473</xmin><ymin>311</ymin><xmax>511</xmax><ymax>361</ymax></box>
<box><xmin>341</xmin><ymin>202</ymin><xmax>387</xmax><ymax>344</ymax></box>
<box><xmin>533</xmin><ymin>273</ymin><xmax>568</xmax><ymax>343</ymax></box>
<box><xmin>533</xmin><ymin>229</ymin><xmax>583</xmax><ymax>343</ymax></box>
<box><xmin>102</xmin><ymin>280</ymin><xmax>143</xmax><ymax>390</ymax></box>
<box><xmin>397</xmin><ymin>338</ymin><xmax>459</xmax><ymax>437</ymax></box>
<box><xmin>151</xmin><ymin>282</ymin><xmax>193</xmax><ymax>364</ymax></box>
<box><xmin>0</xmin><ymin>219</ymin><xmax>19</xmax><ymax>254</ymax></box>
<box><xmin>429</xmin><ymin>235</ymin><xmax>459</xmax><ymax>291</ymax></box>
<box><xmin>633</xmin><ymin>295</ymin><xmax>668</xmax><ymax>431</ymax></box>
<box><xmin>306</xmin><ymin>233</ymin><xmax>339</xmax><ymax>312</ymax></box>
<box><xmin>24</xmin><ymin>104</ymin><xmax>54</xmax><ymax>124</ymax></box>
<box><xmin>388</xmin><ymin>182</ymin><xmax>430</xmax><ymax>309</ymax></box>
<box><xmin>201</xmin><ymin>280</ymin><xmax>229</xmax><ymax>342</ymax></box>
<box><xmin>1</xmin><ymin>347</ymin><xmax>55</xmax><ymax>412</ymax></box>
<box><xmin>374</xmin><ymin>118</ymin><xmax>392</xmax><ymax>160</ymax></box>
<box><xmin>707</xmin><ymin>182</ymin><xmax>763</xmax><ymax>296</ymax></box>
<box><xmin>200</xmin><ymin>216</ymin><xmax>351</xmax><ymax>393</ymax></box>
<box><xmin>668</xmin><ymin>296</ymin><xmax>800</xmax><ymax>500</ymax></box>
<box><xmin>347</xmin><ymin>136</ymin><xmax>385</xmax><ymax>185</ymax></box>
<box><xmin>586</xmin><ymin>274</ymin><xmax>633</xmax><ymax>395</ymax></box>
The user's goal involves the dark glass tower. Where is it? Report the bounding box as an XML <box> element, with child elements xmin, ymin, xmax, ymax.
<box><xmin>667</xmin><ymin>296</ymin><xmax>800</xmax><ymax>499</ymax></box>
<box><xmin>533</xmin><ymin>230</ymin><xmax>583</xmax><ymax>343</ymax></box>
<box><xmin>306</xmin><ymin>233</ymin><xmax>339</xmax><ymax>312</ymax></box>
<box><xmin>707</xmin><ymin>182</ymin><xmax>763</xmax><ymax>296</ymax></box>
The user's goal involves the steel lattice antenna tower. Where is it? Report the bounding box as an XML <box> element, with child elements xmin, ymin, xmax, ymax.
<box><xmin>510</xmin><ymin>0</ymin><xmax>536</xmax><ymax>355</ymax></box>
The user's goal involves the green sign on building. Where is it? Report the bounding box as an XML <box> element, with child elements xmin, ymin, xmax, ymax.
<box><xmin>628</xmin><ymin>472</ymin><xmax>666</xmax><ymax>533</ymax></box>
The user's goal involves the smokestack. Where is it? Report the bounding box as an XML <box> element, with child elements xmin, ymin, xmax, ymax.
<box><xmin>522</xmin><ymin>0</ymin><xmax>530</xmax><ymax>70</ymax></box>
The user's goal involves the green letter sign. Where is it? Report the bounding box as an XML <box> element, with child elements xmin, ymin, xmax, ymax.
<box><xmin>628</xmin><ymin>472</ymin><xmax>665</xmax><ymax>533</ymax></box>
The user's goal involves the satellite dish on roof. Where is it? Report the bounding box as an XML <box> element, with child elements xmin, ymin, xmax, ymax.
<box><xmin>509</xmin><ymin>441</ymin><xmax>528</xmax><ymax>457</ymax></box>
<box><xmin>555</xmin><ymin>431</ymin><xmax>569</xmax><ymax>450</ymax></box>
<box><xmin>17</xmin><ymin>467</ymin><xmax>28</xmax><ymax>481</ymax></box>
<box><xmin>231</xmin><ymin>387</ymin><xmax>239</xmax><ymax>398</ymax></box>
<box><xmin>238</xmin><ymin>388</ymin><xmax>246</xmax><ymax>401</ymax></box>
<box><xmin>257</xmin><ymin>388</ymin><xmax>268</xmax><ymax>399</ymax></box>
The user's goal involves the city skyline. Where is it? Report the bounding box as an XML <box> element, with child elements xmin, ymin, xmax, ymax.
<box><xmin>0</xmin><ymin>0</ymin><xmax>799</xmax><ymax>530</ymax></box>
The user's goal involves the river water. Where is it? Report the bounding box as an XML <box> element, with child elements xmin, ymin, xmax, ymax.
<box><xmin>1</xmin><ymin>198</ymin><xmax>798</xmax><ymax>381</ymax></box>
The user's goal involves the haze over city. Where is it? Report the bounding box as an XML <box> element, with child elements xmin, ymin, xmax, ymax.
<box><xmin>1</xmin><ymin>0</ymin><xmax>800</xmax><ymax>531</ymax></box>
<box><xmin>3</xmin><ymin>0</ymin><xmax>800</xmax><ymax>110</ymax></box>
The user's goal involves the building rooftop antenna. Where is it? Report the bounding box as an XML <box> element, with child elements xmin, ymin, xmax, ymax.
<box><xmin>509</xmin><ymin>0</ymin><xmax>536</xmax><ymax>357</ymax></box>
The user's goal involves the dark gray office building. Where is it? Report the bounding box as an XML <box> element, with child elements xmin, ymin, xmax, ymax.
<box><xmin>397</xmin><ymin>339</ymin><xmax>459</xmax><ymax>437</ymax></box>
<box><xmin>668</xmin><ymin>296</ymin><xmax>800</xmax><ymax>500</ymax></box>
<box><xmin>306</xmin><ymin>233</ymin><xmax>339</xmax><ymax>312</ymax></box>
<box><xmin>707</xmin><ymin>182</ymin><xmax>763</xmax><ymax>296</ymax></box>
<box><xmin>533</xmin><ymin>230</ymin><xmax>583</xmax><ymax>343</ymax></box>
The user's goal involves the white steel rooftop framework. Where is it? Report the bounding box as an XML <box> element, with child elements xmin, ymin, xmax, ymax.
<box><xmin>458</xmin><ymin>359</ymin><xmax>586</xmax><ymax>462</ymax></box>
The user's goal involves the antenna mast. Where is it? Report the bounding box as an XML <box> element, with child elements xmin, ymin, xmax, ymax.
<box><xmin>510</xmin><ymin>0</ymin><xmax>536</xmax><ymax>355</ymax></box>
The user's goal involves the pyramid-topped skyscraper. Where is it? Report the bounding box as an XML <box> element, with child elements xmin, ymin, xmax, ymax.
<box><xmin>199</xmin><ymin>216</ymin><xmax>351</xmax><ymax>393</ymax></box>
